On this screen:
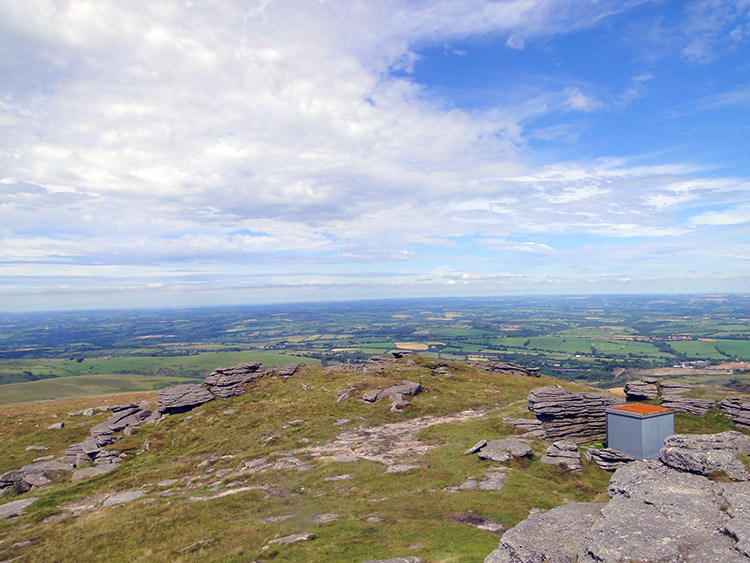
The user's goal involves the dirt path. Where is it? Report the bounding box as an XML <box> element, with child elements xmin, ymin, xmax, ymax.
<box><xmin>296</xmin><ymin>408</ymin><xmax>490</xmax><ymax>465</ymax></box>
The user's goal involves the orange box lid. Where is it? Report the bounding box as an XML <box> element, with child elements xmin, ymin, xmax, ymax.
<box><xmin>610</xmin><ymin>403</ymin><xmax>671</xmax><ymax>415</ymax></box>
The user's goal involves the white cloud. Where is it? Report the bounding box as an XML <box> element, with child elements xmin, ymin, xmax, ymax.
<box><xmin>506</xmin><ymin>35</ymin><xmax>526</xmax><ymax>50</ymax></box>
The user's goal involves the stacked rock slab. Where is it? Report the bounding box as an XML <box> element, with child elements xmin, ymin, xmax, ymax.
<box><xmin>471</xmin><ymin>362</ymin><xmax>541</xmax><ymax>377</ymax></box>
<box><xmin>660</xmin><ymin>380</ymin><xmax>715</xmax><ymax>415</ymax></box>
<box><xmin>202</xmin><ymin>362</ymin><xmax>268</xmax><ymax>399</ymax></box>
<box><xmin>540</xmin><ymin>441</ymin><xmax>582</xmax><ymax>471</ymax></box>
<box><xmin>721</xmin><ymin>396</ymin><xmax>750</xmax><ymax>428</ymax></box>
<box><xmin>485</xmin><ymin>431</ymin><xmax>750</xmax><ymax>563</ymax></box>
<box><xmin>585</xmin><ymin>448</ymin><xmax>635</xmax><ymax>472</ymax></box>
<box><xmin>623</xmin><ymin>377</ymin><xmax>658</xmax><ymax>400</ymax></box>
<box><xmin>527</xmin><ymin>386</ymin><xmax>625</xmax><ymax>442</ymax></box>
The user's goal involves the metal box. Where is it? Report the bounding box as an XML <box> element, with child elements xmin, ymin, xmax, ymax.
<box><xmin>605</xmin><ymin>403</ymin><xmax>674</xmax><ymax>460</ymax></box>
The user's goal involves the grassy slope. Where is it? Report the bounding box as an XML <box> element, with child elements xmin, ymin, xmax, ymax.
<box><xmin>0</xmin><ymin>357</ymin><xmax>746</xmax><ymax>562</ymax></box>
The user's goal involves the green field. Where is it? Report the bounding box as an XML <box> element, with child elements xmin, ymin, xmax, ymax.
<box><xmin>0</xmin><ymin>374</ymin><xmax>197</xmax><ymax>405</ymax></box>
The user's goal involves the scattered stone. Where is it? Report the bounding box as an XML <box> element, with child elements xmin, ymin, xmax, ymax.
<box><xmin>528</xmin><ymin>385</ymin><xmax>624</xmax><ymax>442</ymax></box>
<box><xmin>386</xmin><ymin>464</ymin><xmax>419</xmax><ymax>473</ymax></box>
<box><xmin>223</xmin><ymin>409</ymin><xmax>236</xmax><ymax>415</ymax></box>
<box><xmin>337</xmin><ymin>387</ymin><xmax>356</xmax><ymax>402</ymax></box>
<box><xmin>658</xmin><ymin>430</ymin><xmax>750</xmax><ymax>480</ymax></box>
<box><xmin>260</xmin><ymin>515</ymin><xmax>294</xmax><ymax>523</ymax></box>
<box><xmin>363</xmin><ymin>381</ymin><xmax>423</xmax><ymax>404</ymax></box>
<box><xmin>0</xmin><ymin>497</ymin><xmax>37</xmax><ymax>520</ymax></box>
<box><xmin>464</xmin><ymin>439</ymin><xmax>487</xmax><ymax>455</ymax></box>
<box><xmin>313</xmin><ymin>513</ymin><xmax>340</xmax><ymax>523</ymax></box>
<box><xmin>25</xmin><ymin>446</ymin><xmax>48</xmax><ymax>452</ymax></box>
<box><xmin>623</xmin><ymin>379</ymin><xmax>659</xmax><ymax>400</ymax></box>
<box><xmin>176</xmin><ymin>538</ymin><xmax>216</xmax><ymax>554</ymax></box>
<box><xmin>263</xmin><ymin>533</ymin><xmax>314</xmax><ymax>550</ymax></box>
<box><xmin>540</xmin><ymin>440</ymin><xmax>582</xmax><ymax>472</ymax></box>
<box><xmin>477</xmin><ymin>438</ymin><xmax>532</xmax><ymax>463</ymax></box>
<box><xmin>333</xmin><ymin>454</ymin><xmax>358</xmax><ymax>463</ymax></box>
<box><xmin>156</xmin><ymin>384</ymin><xmax>214</xmax><ymax>414</ymax></box>
<box><xmin>46</xmin><ymin>422</ymin><xmax>64</xmax><ymax>430</ymax></box>
<box><xmin>157</xmin><ymin>479</ymin><xmax>180</xmax><ymax>487</ymax></box>
<box><xmin>502</xmin><ymin>417</ymin><xmax>545</xmax><ymax>438</ymax></box>
<box><xmin>32</xmin><ymin>455</ymin><xmax>55</xmax><ymax>462</ymax></box>
<box><xmin>721</xmin><ymin>396</ymin><xmax>750</xmax><ymax>428</ymax></box>
<box><xmin>323</xmin><ymin>474</ymin><xmax>353</xmax><ymax>482</ymax></box>
<box><xmin>333</xmin><ymin>418</ymin><xmax>350</xmax><ymax>426</ymax></box>
<box><xmin>271</xmin><ymin>457</ymin><xmax>312</xmax><ymax>471</ymax></box>
<box><xmin>102</xmin><ymin>491</ymin><xmax>145</xmax><ymax>507</ymax></box>
<box><xmin>82</xmin><ymin>408</ymin><xmax>95</xmax><ymax>417</ymax></box>
<box><xmin>408</xmin><ymin>542</ymin><xmax>424</xmax><ymax>550</ymax></box>
<box><xmin>366</xmin><ymin>516</ymin><xmax>384</xmax><ymax>523</ymax></box>
<box><xmin>361</xmin><ymin>559</ymin><xmax>424</xmax><ymax>563</ymax></box>
<box><xmin>585</xmin><ymin>448</ymin><xmax>635</xmax><ymax>472</ymax></box>
<box><xmin>389</xmin><ymin>394</ymin><xmax>411</xmax><ymax>412</ymax></box>
<box><xmin>478</xmin><ymin>472</ymin><xmax>507</xmax><ymax>491</ymax></box>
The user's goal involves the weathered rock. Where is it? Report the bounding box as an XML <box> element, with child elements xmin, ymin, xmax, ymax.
<box><xmin>484</xmin><ymin>502</ymin><xmax>605</xmax><ymax>563</ymax></box>
<box><xmin>721</xmin><ymin>396</ymin><xmax>750</xmax><ymax>428</ymax></box>
<box><xmin>275</xmin><ymin>362</ymin><xmax>303</xmax><ymax>378</ymax></box>
<box><xmin>661</xmin><ymin>395</ymin><xmax>715</xmax><ymax>415</ymax></box>
<box><xmin>660</xmin><ymin>380</ymin><xmax>694</xmax><ymax>396</ymax></box>
<box><xmin>47</xmin><ymin>422</ymin><xmax>64</xmax><ymax>430</ymax></box>
<box><xmin>0</xmin><ymin>497</ymin><xmax>38</xmax><ymax>520</ymax></box>
<box><xmin>313</xmin><ymin>513</ymin><xmax>340</xmax><ymax>523</ymax></box>
<box><xmin>102</xmin><ymin>490</ymin><xmax>145</xmax><ymax>507</ymax></box>
<box><xmin>478</xmin><ymin>471</ymin><xmax>507</xmax><ymax>491</ymax></box>
<box><xmin>528</xmin><ymin>386</ymin><xmax>624</xmax><ymax>442</ymax></box>
<box><xmin>389</xmin><ymin>394</ymin><xmax>411</xmax><ymax>412</ymax></box>
<box><xmin>585</xmin><ymin>448</ymin><xmax>635</xmax><ymax>472</ymax></box>
<box><xmin>472</xmin><ymin>361</ymin><xmax>541</xmax><ymax>377</ymax></box>
<box><xmin>157</xmin><ymin>384</ymin><xmax>214</xmax><ymax>414</ymax></box>
<box><xmin>502</xmin><ymin>418</ymin><xmax>545</xmax><ymax>438</ymax></box>
<box><xmin>337</xmin><ymin>386</ymin><xmax>356</xmax><ymax>402</ymax></box>
<box><xmin>477</xmin><ymin>438</ymin><xmax>532</xmax><ymax>463</ymax></box>
<box><xmin>386</xmin><ymin>464</ymin><xmax>420</xmax><ymax>473</ymax></box>
<box><xmin>361</xmin><ymin>559</ymin><xmax>424</xmax><ymax>563</ymax></box>
<box><xmin>540</xmin><ymin>440</ymin><xmax>582</xmax><ymax>472</ymax></box>
<box><xmin>464</xmin><ymin>439</ymin><xmax>487</xmax><ymax>455</ymax></box>
<box><xmin>263</xmin><ymin>533</ymin><xmax>314</xmax><ymax>550</ymax></box>
<box><xmin>659</xmin><ymin>431</ymin><xmax>750</xmax><ymax>480</ymax></box>
<box><xmin>623</xmin><ymin>379</ymin><xmax>659</xmax><ymax>400</ymax></box>
<box><xmin>363</xmin><ymin>381</ymin><xmax>423</xmax><ymax>404</ymax></box>
<box><xmin>203</xmin><ymin>362</ymin><xmax>267</xmax><ymax>398</ymax></box>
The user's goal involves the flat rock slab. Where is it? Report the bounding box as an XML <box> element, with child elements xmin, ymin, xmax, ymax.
<box><xmin>0</xmin><ymin>497</ymin><xmax>37</xmax><ymax>520</ymax></box>
<box><xmin>71</xmin><ymin>463</ymin><xmax>119</xmax><ymax>483</ymax></box>
<box><xmin>263</xmin><ymin>533</ymin><xmax>314</xmax><ymax>550</ymax></box>
<box><xmin>102</xmin><ymin>490</ymin><xmax>145</xmax><ymax>507</ymax></box>
<box><xmin>362</xmin><ymin>559</ymin><xmax>424</xmax><ymax>563</ymax></box>
<box><xmin>386</xmin><ymin>464</ymin><xmax>419</xmax><ymax>473</ymax></box>
<box><xmin>477</xmin><ymin>439</ymin><xmax>531</xmax><ymax>463</ymax></box>
<box><xmin>659</xmin><ymin>431</ymin><xmax>750</xmax><ymax>480</ymax></box>
<box><xmin>540</xmin><ymin>440</ymin><xmax>582</xmax><ymax>472</ymax></box>
<box><xmin>313</xmin><ymin>513</ymin><xmax>340</xmax><ymax>523</ymax></box>
<box><xmin>157</xmin><ymin>384</ymin><xmax>214</xmax><ymax>414</ymax></box>
<box><xmin>478</xmin><ymin>472</ymin><xmax>507</xmax><ymax>491</ymax></box>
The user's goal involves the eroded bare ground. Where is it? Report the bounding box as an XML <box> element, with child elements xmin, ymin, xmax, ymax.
<box><xmin>295</xmin><ymin>408</ymin><xmax>491</xmax><ymax>465</ymax></box>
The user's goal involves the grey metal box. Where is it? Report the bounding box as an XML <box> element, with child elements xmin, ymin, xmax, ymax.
<box><xmin>606</xmin><ymin>403</ymin><xmax>674</xmax><ymax>460</ymax></box>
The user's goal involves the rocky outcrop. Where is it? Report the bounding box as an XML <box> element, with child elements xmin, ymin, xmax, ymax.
<box><xmin>203</xmin><ymin>362</ymin><xmax>268</xmax><ymax>398</ymax></box>
<box><xmin>722</xmin><ymin>396</ymin><xmax>750</xmax><ymax>428</ymax></box>
<box><xmin>275</xmin><ymin>362</ymin><xmax>303</xmax><ymax>378</ymax></box>
<box><xmin>659</xmin><ymin>431</ymin><xmax>750</xmax><ymax>480</ymax></box>
<box><xmin>362</xmin><ymin>381</ymin><xmax>423</xmax><ymax>411</ymax></box>
<box><xmin>527</xmin><ymin>386</ymin><xmax>624</xmax><ymax>442</ymax></box>
<box><xmin>540</xmin><ymin>440</ymin><xmax>582</xmax><ymax>472</ymax></box>
<box><xmin>157</xmin><ymin>383</ymin><xmax>215</xmax><ymax>414</ymax></box>
<box><xmin>472</xmin><ymin>362</ymin><xmax>541</xmax><ymax>377</ymax></box>
<box><xmin>476</xmin><ymin>438</ymin><xmax>532</xmax><ymax>463</ymax></box>
<box><xmin>658</xmin><ymin>380</ymin><xmax>716</xmax><ymax>415</ymax></box>
<box><xmin>485</xmin><ymin>432</ymin><xmax>750</xmax><ymax>563</ymax></box>
<box><xmin>623</xmin><ymin>378</ymin><xmax>658</xmax><ymax>400</ymax></box>
<box><xmin>585</xmin><ymin>448</ymin><xmax>635</xmax><ymax>472</ymax></box>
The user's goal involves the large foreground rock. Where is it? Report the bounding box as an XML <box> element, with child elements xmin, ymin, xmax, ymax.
<box><xmin>484</xmin><ymin>433</ymin><xmax>750</xmax><ymax>562</ymax></box>
<box><xmin>659</xmin><ymin>431</ymin><xmax>750</xmax><ymax>480</ymax></box>
<box><xmin>157</xmin><ymin>384</ymin><xmax>215</xmax><ymax>414</ymax></box>
<box><xmin>528</xmin><ymin>386</ymin><xmax>624</xmax><ymax>442</ymax></box>
<box><xmin>484</xmin><ymin>502</ymin><xmax>605</xmax><ymax>563</ymax></box>
<box><xmin>722</xmin><ymin>396</ymin><xmax>750</xmax><ymax>428</ymax></box>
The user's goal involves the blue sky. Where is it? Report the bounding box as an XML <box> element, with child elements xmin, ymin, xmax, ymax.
<box><xmin>1</xmin><ymin>0</ymin><xmax>749</xmax><ymax>311</ymax></box>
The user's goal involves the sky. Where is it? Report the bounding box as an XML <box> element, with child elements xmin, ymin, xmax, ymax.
<box><xmin>1</xmin><ymin>0</ymin><xmax>750</xmax><ymax>311</ymax></box>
